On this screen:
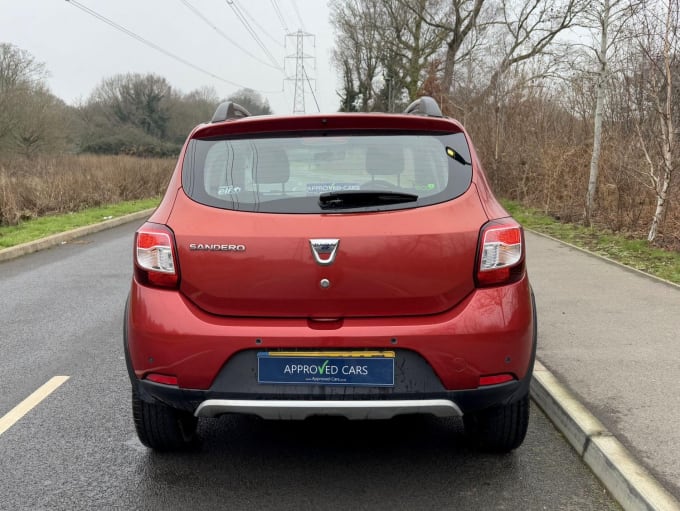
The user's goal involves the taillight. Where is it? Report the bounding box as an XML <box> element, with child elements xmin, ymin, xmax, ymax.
<box><xmin>134</xmin><ymin>223</ymin><xmax>179</xmax><ymax>289</ymax></box>
<box><xmin>476</xmin><ymin>219</ymin><xmax>525</xmax><ymax>287</ymax></box>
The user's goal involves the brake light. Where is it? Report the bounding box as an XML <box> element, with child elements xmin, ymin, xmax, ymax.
<box><xmin>476</xmin><ymin>220</ymin><xmax>525</xmax><ymax>287</ymax></box>
<box><xmin>134</xmin><ymin>223</ymin><xmax>179</xmax><ymax>288</ymax></box>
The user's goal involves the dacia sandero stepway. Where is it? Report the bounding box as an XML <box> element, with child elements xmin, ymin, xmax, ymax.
<box><xmin>124</xmin><ymin>97</ymin><xmax>537</xmax><ymax>452</ymax></box>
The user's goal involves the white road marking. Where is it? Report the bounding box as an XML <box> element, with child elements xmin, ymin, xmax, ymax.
<box><xmin>0</xmin><ymin>376</ymin><xmax>70</xmax><ymax>436</ymax></box>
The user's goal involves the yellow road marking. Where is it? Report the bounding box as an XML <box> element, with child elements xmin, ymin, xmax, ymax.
<box><xmin>267</xmin><ymin>351</ymin><xmax>395</xmax><ymax>358</ymax></box>
<box><xmin>0</xmin><ymin>376</ymin><xmax>70</xmax><ymax>436</ymax></box>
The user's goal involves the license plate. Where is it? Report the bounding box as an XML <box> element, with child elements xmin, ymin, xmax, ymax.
<box><xmin>257</xmin><ymin>351</ymin><xmax>395</xmax><ymax>386</ymax></box>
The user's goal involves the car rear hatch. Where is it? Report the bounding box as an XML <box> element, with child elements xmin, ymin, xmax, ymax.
<box><xmin>169</xmin><ymin>191</ymin><xmax>486</xmax><ymax>318</ymax></box>
<box><xmin>169</xmin><ymin>120</ymin><xmax>488</xmax><ymax>318</ymax></box>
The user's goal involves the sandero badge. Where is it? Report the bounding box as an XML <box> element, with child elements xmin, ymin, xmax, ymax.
<box><xmin>124</xmin><ymin>96</ymin><xmax>536</xmax><ymax>453</ymax></box>
<box><xmin>188</xmin><ymin>243</ymin><xmax>246</xmax><ymax>251</ymax></box>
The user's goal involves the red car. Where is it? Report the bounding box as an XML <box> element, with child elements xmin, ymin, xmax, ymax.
<box><xmin>124</xmin><ymin>97</ymin><xmax>536</xmax><ymax>452</ymax></box>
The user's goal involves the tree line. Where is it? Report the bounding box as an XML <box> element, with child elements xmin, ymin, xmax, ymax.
<box><xmin>331</xmin><ymin>0</ymin><xmax>679</xmax><ymax>244</ymax></box>
<box><xmin>3</xmin><ymin>0</ymin><xmax>680</xmax><ymax>246</ymax></box>
<box><xmin>0</xmin><ymin>42</ymin><xmax>272</xmax><ymax>159</ymax></box>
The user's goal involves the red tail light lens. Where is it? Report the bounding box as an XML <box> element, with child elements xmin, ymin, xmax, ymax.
<box><xmin>479</xmin><ymin>374</ymin><xmax>515</xmax><ymax>386</ymax></box>
<box><xmin>145</xmin><ymin>373</ymin><xmax>179</xmax><ymax>386</ymax></box>
<box><xmin>134</xmin><ymin>223</ymin><xmax>179</xmax><ymax>288</ymax></box>
<box><xmin>476</xmin><ymin>220</ymin><xmax>525</xmax><ymax>287</ymax></box>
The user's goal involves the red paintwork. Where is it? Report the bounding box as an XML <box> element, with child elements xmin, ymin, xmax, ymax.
<box><xmin>128</xmin><ymin>111</ymin><xmax>533</xmax><ymax>394</ymax></box>
<box><xmin>192</xmin><ymin>113</ymin><xmax>465</xmax><ymax>139</ymax></box>
<box><xmin>169</xmin><ymin>186</ymin><xmax>486</xmax><ymax>318</ymax></box>
<box><xmin>127</xmin><ymin>274</ymin><xmax>534</xmax><ymax>391</ymax></box>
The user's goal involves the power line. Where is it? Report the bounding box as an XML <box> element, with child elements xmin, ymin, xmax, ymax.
<box><xmin>270</xmin><ymin>0</ymin><xmax>289</xmax><ymax>32</ymax></box>
<box><xmin>303</xmin><ymin>65</ymin><xmax>319</xmax><ymax>113</ymax></box>
<box><xmin>179</xmin><ymin>0</ymin><xmax>282</xmax><ymax>70</ymax></box>
<box><xmin>289</xmin><ymin>0</ymin><xmax>306</xmax><ymax>31</ymax></box>
<box><xmin>65</xmin><ymin>0</ymin><xmax>282</xmax><ymax>93</ymax></box>
<box><xmin>233</xmin><ymin>1</ymin><xmax>285</xmax><ymax>48</ymax></box>
<box><xmin>225</xmin><ymin>0</ymin><xmax>283</xmax><ymax>70</ymax></box>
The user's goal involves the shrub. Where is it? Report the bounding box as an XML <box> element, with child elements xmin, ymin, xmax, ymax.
<box><xmin>0</xmin><ymin>154</ymin><xmax>173</xmax><ymax>226</ymax></box>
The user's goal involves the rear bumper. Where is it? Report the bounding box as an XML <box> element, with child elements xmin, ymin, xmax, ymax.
<box><xmin>129</xmin><ymin>346</ymin><xmax>534</xmax><ymax>417</ymax></box>
<box><xmin>125</xmin><ymin>275</ymin><xmax>536</xmax><ymax>415</ymax></box>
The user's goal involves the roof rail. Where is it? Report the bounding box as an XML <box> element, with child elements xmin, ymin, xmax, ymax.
<box><xmin>211</xmin><ymin>102</ymin><xmax>251</xmax><ymax>123</ymax></box>
<box><xmin>403</xmin><ymin>96</ymin><xmax>443</xmax><ymax>118</ymax></box>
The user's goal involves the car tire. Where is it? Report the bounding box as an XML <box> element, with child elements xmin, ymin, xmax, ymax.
<box><xmin>463</xmin><ymin>392</ymin><xmax>530</xmax><ymax>453</ymax></box>
<box><xmin>132</xmin><ymin>391</ymin><xmax>198</xmax><ymax>451</ymax></box>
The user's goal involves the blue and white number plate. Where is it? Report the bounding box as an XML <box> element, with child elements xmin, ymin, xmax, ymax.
<box><xmin>257</xmin><ymin>351</ymin><xmax>395</xmax><ymax>386</ymax></box>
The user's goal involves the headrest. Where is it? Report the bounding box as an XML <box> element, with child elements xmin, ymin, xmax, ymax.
<box><xmin>252</xmin><ymin>147</ymin><xmax>290</xmax><ymax>184</ymax></box>
<box><xmin>365</xmin><ymin>145</ymin><xmax>404</xmax><ymax>176</ymax></box>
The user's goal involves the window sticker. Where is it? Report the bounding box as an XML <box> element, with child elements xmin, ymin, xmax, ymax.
<box><xmin>414</xmin><ymin>183</ymin><xmax>436</xmax><ymax>191</ymax></box>
<box><xmin>306</xmin><ymin>183</ymin><xmax>361</xmax><ymax>194</ymax></box>
<box><xmin>217</xmin><ymin>185</ymin><xmax>242</xmax><ymax>196</ymax></box>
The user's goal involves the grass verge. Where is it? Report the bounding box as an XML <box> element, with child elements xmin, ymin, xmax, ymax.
<box><xmin>0</xmin><ymin>198</ymin><xmax>159</xmax><ymax>249</ymax></box>
<box><xmin>503</xmin><ymin>200</ymin><xmax>680</xmax><ymax>285</ymax></box>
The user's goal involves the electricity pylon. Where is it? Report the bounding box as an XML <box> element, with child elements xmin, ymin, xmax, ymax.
<box><xmin>285</xmin><ymin>30</ymin><xmax>315</xmax><ymax>114</ymax></box>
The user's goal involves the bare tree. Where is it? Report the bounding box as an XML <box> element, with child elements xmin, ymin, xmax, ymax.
<box><xmin>13</xmin><ymin>86</ymin><xmax>69</xmax><ymax>158</ymax></box>
<box><xmin>331</xmin><ymin>0</ymin><xmax>448</xmax><ymax>111</ymax></box>
<box><xmin>0</xmin><ymin>43</ymin><xmax>70</xmax><ymax>157</ymax></box>
<box><xmin>331</xmin><ymin>0</ymin><xmax>384</xmax><ymax>111</ymax></box>
<box><xmin>397</xmin><ymin>0</ymin><xmax>585</xmax><ymax>113</ymax></box>
<box><xmin>583</xmin><ymin>0</ymin><xmax>640</xmax><ymax>224</ymax></box>
<box><xmin>479</xmin><ymin>0</ymin><xmax>586</xmax><ymax>99</ymax></box>
<box><xmin>0</xmin><ymin>43</ymin><xmax>46</xmax><ymax>91</ymax></box>
<box><xmin>380</xmin><ymin>0</ymin><xmax>449</xmax><ymax>106</ymax></box>
<box><xmin>396</xmin><ymin>0</ymin><xmax>486</xmax><ymax>96</ymax></box>
<box><xmin>165</xmin><ymin>86</ymin><xmax>220</xmax><ymax>143</ymax></box>
<box><xmin>0</xmin><ymin>43</ymin><xmax>47</xmax><ymax>151</ymax></box>
<box><xmin>629</xmin><ymin>0</ymin><xmax>679</xmax><ymax>242</ymax></box>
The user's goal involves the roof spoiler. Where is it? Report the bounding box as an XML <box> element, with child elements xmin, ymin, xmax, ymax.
<box><xmin>403</xmin><ymin>96</ymin><xmax>443</xmax><ymax>118</ymax></box>
<box><xmin>211</xmin><ymin>102</ymin><xmax>251</xmax><ymax>123</ymax></box>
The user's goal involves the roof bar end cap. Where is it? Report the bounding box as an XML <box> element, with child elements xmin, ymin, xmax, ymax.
<box><xmin>211</xmin><ymin>102</ymin><xmax>251</xmax><ymax>123</ymax></box>
<box><xmin>403</xmin><ymin>96</ymin><xmax>443</xmax><ymax>118</ymax></box>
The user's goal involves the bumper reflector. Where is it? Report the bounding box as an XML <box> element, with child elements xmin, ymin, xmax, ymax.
<box><xmin>479</xmin><ymin>374</ymin><xmax>514</xmax><ymax>386</ymax></box>
<box><xmin>145</xmin><ymin>374</ymin><xmax>179</xmax><ymax>386</ymax></box>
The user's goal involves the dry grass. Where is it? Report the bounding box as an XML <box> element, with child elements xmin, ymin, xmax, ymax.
<box><xmin>0</xmin><ymin>154</ymin><xmax>174</xmax><ymax>226</ymax></box>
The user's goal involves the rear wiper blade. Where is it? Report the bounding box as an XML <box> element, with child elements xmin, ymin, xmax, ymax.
<box><xmin>319</xmin><ymin>190</ymin><xmax>418</xmax><ymax>209</ymax></box>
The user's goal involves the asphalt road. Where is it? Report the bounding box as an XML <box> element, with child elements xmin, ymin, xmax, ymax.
<box><xmin>526</xmin><ymin>231</ymin><xmax>680</xmax><ymax>501</ymax></box>
<box><xmin>0</xmin><ymin>222</ymin><xmax>620</xmax><ymax>510</ymax></box>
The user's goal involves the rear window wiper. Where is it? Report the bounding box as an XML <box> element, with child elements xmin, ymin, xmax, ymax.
<box><xmin>318</xmin><ymin>190</ymin><xmax>418</xmax><ymax>209</ymax></box>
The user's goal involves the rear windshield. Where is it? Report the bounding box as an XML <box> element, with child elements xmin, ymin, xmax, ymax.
<box><xmin>182</xmin><ymin>132</ymin><xmax>473</xmax><ymax>213</ymax></box>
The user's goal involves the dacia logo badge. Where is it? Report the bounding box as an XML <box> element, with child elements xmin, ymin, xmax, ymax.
<box><xmin>309</xmin><ymin>239</ymin><xmax>339</xmax><ymax>266</ymax></box>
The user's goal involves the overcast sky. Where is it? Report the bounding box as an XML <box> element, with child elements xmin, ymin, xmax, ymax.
<box><xmin>1</xmin><ymin>0</ymin><xmax>340</xmax><ymax>114</ymax></box>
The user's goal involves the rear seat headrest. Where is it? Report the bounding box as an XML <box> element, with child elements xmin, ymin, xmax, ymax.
<box><xmin>252</xmin><ymin>147</ymin><xmax>290</xmax><ymax>184</ymax></box>
<box><xmin>366</xmin><ymin>145</ymin><xmax>404</xmax><ymax>176</ymax></box>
